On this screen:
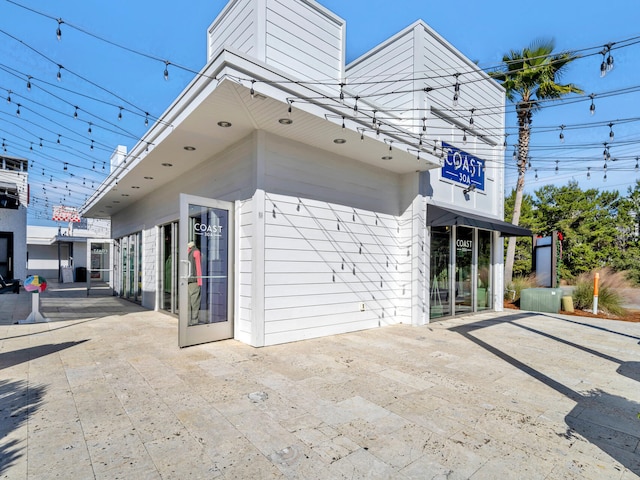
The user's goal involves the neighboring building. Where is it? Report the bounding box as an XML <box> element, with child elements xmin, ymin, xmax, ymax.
<box><xmin>82</xmin><ymin>0</ymin><xmax>530</xmax><ymax>347</ymax></box>
<box><xmin>0</xmin><ymin>154</ymin><xmax>28</xmax><ymax>283</ymax></box>
<box><xmin>27</xmin><ymin>219</ymin><xmax>111</xmax><ymax>282</ymax></box>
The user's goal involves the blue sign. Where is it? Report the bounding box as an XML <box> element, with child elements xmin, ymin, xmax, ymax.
<box><xmin>441</xmin><ymin>142</ymin><xmax>485</xmax><ymax>191</ymax></box>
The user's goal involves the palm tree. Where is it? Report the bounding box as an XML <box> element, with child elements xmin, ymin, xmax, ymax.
<box><xmin>490</xmin><ymin>39</ymin><xmax>583</xmax><ymax>285</ymax></box>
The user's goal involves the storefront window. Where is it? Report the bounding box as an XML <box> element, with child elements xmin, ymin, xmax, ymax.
<box><xmin>430</xmin><ymin>226</ymin><xmax>451</xmax><ymax>318</ymax></box>
<box><xmin>477</xmin><ymin>229</ymin><xmax>492</xmax><ymax>311</ymax></box>
<box><xmin>455</xmin><ymin>227</ymin><xmax>473</xmax><ymax>314</ymax></box>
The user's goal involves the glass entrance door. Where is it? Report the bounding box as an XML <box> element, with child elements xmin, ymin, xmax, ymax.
<box><xmin>0</xmin><ymin>232</ymin><xmax>13</xmax><ymax>279</ymax></box>
<box><xmin>179</xmin><ymin>194</ymin><xmax>234</xmax><ymax>347</ymax></box>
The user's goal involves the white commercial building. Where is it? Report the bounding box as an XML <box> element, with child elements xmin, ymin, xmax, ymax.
<box><xmin>82</xmin><ymin>0</ymin><xmax>529</xmax><ymax>347</ymax></box>
<box><xmin>0</xmin><ymin>155</ymin><xmax>28</xmax><ymax>284</ymax></box>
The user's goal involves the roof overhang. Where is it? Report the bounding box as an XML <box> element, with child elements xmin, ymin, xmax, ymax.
<box><xmin>82</xmin><ymin>48</ymin><xmax>442</xmax><ymax>219</ymax></box>
<box><xmin>427</xmin><ymin>204</ymin><xmax>532</xmax><ymax>237</ymax></box>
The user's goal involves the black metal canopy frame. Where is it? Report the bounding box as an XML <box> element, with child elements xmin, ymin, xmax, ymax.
<box><xmin>427</xmin><ymin>204</ymin><xmax>532</xmax><ymax>237</ymax></box>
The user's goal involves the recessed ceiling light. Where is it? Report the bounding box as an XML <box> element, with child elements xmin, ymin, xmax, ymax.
<box><xmin>381</xmin><ymin>156</ymin><xmax>393</xmax><ymax>160</ymax></box>
<box><xmin>144</xmin><ymin>176</ymin><xmax>154</xmax><ymax>180</ymax></box>
<box><xmin>278</xmin><ymin>118</ymin><xmax>293</xmax><ymax>125</ymax></box>
<box><xmin>131</xmin><ymin>186</ymin><xmax>140</xmax><ymax>189</ymax></box>
<box><xmin>106</xmin><ymin>205</ymin><xmax>113</xmax><ymax>209</ymax></box>
<box><xmin>121</xmin><ymin>194</ymin><xmax>129</xmax><ymax>197</ymax></box>
<box><xmin>217</xmin><ymin>121</ymin><xmax>232</xmax><ymax>128</ymax></box>
<box><xmin>113</xmin><ymin>200</ymin><xmax>120</xmax><ymax>204</ymax></box>
<box><xmin>333</xmin><ymin>138</ymin><xmax>346</xmax><ymax>144</ymax></box>
<box><xmin>161</xmin><ymin>163</ymin><xmax>173</xmax><ymax>167</ymax></box>
<box><xmin>183</xmin><ymin>146</ymin><xmax>196</xmax><ymax>151</ymax></box>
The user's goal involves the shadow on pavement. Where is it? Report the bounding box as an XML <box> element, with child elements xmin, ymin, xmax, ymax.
<box><xmin>450</xmin><ymin>313</ymin><xmax>640</xmax><ymax>476</ymax></box>
<box><xmin>0</xmin><ymin>379</ymin><xmax>47</xmax><ymax>476</ymax></box>
<box><xmin>0</xmin><ymin>340</ymin><xmax>89</xmax><ymax>370</ymax></box>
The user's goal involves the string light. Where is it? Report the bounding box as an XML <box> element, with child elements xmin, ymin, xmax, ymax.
<box><xmin>56</xmin><ymin>19</ymin><xmax>63</xmax><ymax>41</ymax></box>
<box><xmin>469</xmin><ymin>108</ymin><xmax>475</xmax><ymax>125</ymax></box>
<box><xmin>88</xmin><ymin>122</ymin><xmax>92</xmax><ymax>135</ymax></box>
<box><xmin>164</xmin><ymin>61</ymin><xmax>170</xmax><ymax>81</ymax></box>
<box><xmin>599</xmin><ymin>43</ymin><xmax>614</xmax><ymax>77</ymax></box>
<box><xmin>353</xmin><ymin>96</ymin><xmax>359</xmax><ymax>116</ymax></box>
<box><xmin>15</xmin><ymin>104</ymin><xmax>20</xmax><ymax>117</ymax></box>
<box><xmin>555</xmin><ymin>160</ymin><xmax>559</xmax><ymax>174</ymax></box>
<box><xmin>608</xmin><ymin>122</ymin><xmax>614</xmax><ymax>141</ymax></box>
<box><xmin>57</xmin><ymin>65</ymin><xmax>62</xmax><ymax>81</ymax></box>
<box><xmin>118</xmin><ymin>107</ymin><xmax>123</xmax><ymax>121</ymax></box>
<box><xmin>462</xmin><ymin>129</ymin><xmax>467</xmax><ymax>144</ymax></box>
<box><xmin>26</xmin><ymin>76</ymin><xmax>31</xmax><ymax>91</ymax></box>
<box><xmin>74</xmin><ymin>106</ymin><xmax>78</xmax><ymax>119</ymax></box>
<box><xmin>559</xmin><ymin>125</ymin><xmax>565</xmax><ymax>143</ymax></box>
<box><xmin>589</xmin><ymin>94</ymin><xmax>596</xmax><ymax>115</ymax></box>
<box><xmin>145</xmin><ymin>113</ymin><xmax>149</xmax><ymax>126</ymax></box>
<box><xmin>635</xmin><ymin>158</ymin><xmax>639</xmax><ymax>171</ymax></box>
<box><xmin>535</xmin><ymin>169</ymin><xmax>538</xmax><ymax>180</ymax></box>
<box><xmin>57</xmin><ymin>134</ymin><xmax>61</xmax><ymax>144</ymax></box>
<box><xmin>6</xmin><ymin>91</ymin><xmax>11</xmax><ymax>104</ymax></box>
<box><xmin>250</xmin><ymin>79</ymin><xmax>255</xmax><ymax>97</ymax></box>
<box><xmin>452</xmin><ymin>73</ymin><xmax>460</xmax><ymax>106</ymax></box>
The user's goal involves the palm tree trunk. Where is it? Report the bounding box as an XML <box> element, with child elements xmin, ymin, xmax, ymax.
<box><xmin>504</xmin><ymin>106</ymin><xmax>531</xmax><ymax>285</ymax></box>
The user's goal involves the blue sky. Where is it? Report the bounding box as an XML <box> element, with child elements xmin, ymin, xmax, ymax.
<box><xmin>1</xmin><ymin>0</ymin><xmax>640</xmax><ymax>226</ymax></box>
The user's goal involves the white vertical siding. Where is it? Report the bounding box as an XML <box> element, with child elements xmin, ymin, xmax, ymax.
<box><xmin>236</xmin><ymin>197</ymin><xmax>254</xmax><ymax>343</ymax></box>
<box><xmin>262</xmin><ymin>193</ymin><xmax>410</xmax><ymax>345</ymax></box>
<box><xmin>207</xmin><ymin>0</ymin><xmax>345</xmax><ymax>95</ymax></box>
<box><xmin>207</xmin><ymin>0</ymin><xmax>256</xmax><ymax>61</ymax></box>
<box><xmin>264</xmin><ymin>0</ymin><xmax>345</xmax><ymax>88</ymax></box>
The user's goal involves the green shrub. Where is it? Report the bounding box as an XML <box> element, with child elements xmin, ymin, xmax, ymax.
<box><xmin>571</xmin><ymin>268</ymin><xmax>629</xmax><ymax>316</ymax></box>
<box><xmin>505</xmin><ymin>275</ymin><xmax>537</xmax><ymax>302</ymax></box>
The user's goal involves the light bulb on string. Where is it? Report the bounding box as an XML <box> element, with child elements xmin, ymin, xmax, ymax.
<box><xmin>535</xmin><ymin>169</ymin><xmax>538</xmax><ymax>180</ymax></box>
<box><xmin>287</xmin><ymin>100</ymin><xmax>293</xmax><ymax>118</ymax></box>
<box><xmin>452</xmin><ymin>73</ymin><xmax>460</xmax><ymax>106</ymax></box>
<box><xmin>74</xmin><ymin>106</ymin><xmax>78</xmax><ymax>119</ymax></box>
<box><xmin>250</xmin><ymin>79</ymin><xmax>255</xmax><ymax>98</ymax></box>
<box><xmin>503</xmin><ymin>134</ymin><xmax>508</xmax><ymax>150</ymax></box>
<box><xmin>555</xmin><ymin>160</ymin><xmax>559</xmax><ymax>174</ymax></box>
<box><xmin>462</xmin><ymin>130</ymin><xmax>467</xmax><ymax>145</ymax></box>
<box><xmin>609</xmin><ymin>123</ymin><xmax>614</xmax><ymax>141</ymax></box>
<box><xmin>118</xmin><ymin>107</ymin><xmax>123</xmax><ymax>121</ymax></box>
<box><xmin>6</xmin><ymin>91</ymin><xmax>11</xmax><ymax>104</ymax></box>
<box><xmin>600</xmin><ymin>50</ymin><xmax>607</xmax><ymax>78</ymax></box>
<box><xmin>16</xmin><ymin>104</ymin><xmax>20</xmax><ymax>117</ymax></box>
<box><xmin>353</xmin><ymin>96</ymin><xmax>359</xmax><ymax>116</ymax></box>
<box><xmin>604</xmin><ymin>172</ymin><xmax>607</xmax><ymax>182</ymax></box>
<box><xmin>57</xmin><ymin>65</ymin><xmax>62</xmax><ymax>82</ymax></box>
<box><xmin>88</xmin><ymin>123</ymin><xmax>92</xmax><ymax>135</ymax></box>
<box><xmin>636</xmin><ymin>158</ymin><xmax>639</xmax><ymax>172</ymax></box>
<box><xmin>341</xmin><ymin>116</ymin><xmax>345</xmax><ymax>129</ymax></box>
<box><xmin>90</xmin><ymin>140</ymin><xmax>94</xmax><ymax>151</ymax></box>
<box><xmin>422</xmin><ymin>117</ymin><xmax>427</xmax><ymax>132</ymax></box>
<box><xmin>512</xmin><ymin>149</ymin><xmax>517</xmax><ymax>161</ymax></box>
<box><xmin>339</xmin><ymin>82</ymin><xmax>345</xmax><ymax>103</ymax></box>
<box><xmin>164</xmin><ymin>61</ymin><xmax>170</xmax><ymax>81</ymax></box>
<box><xmin>469</xmin><ymin>108</ymin><xmax>475</xmax><ymax>125</ymax></box>
<box><xmin>56</xmin><ymin>19</ymin><xmax>63</xmax><ymax>41</ymax></box>
<box><xmin>589</xmin><ymin>94</ymin><xmax>596</xmax><ymax>115</ymax></box>
<box><xmin>63</xmin><ymin>162</ymin><xmax>67</xmax><ymax>171</ymax></box>
<box><xmin>372</xmin><ymin>110</ymin><xmax>377</xmax><ymax>127</ymax></box>
<box><xmin>57</xmin><ymin>134</ymin><xmax>61</xmax><ymax>144</ymax></box>
<box><xmin>145</xmin><ymin>113</ymin><xmax>149</xmax><ymax>126</ymax></box>
<box><xmin>559</xmin><ymin>125</ymin><xmax>565</xmax><ymax>143</ymax></box>
<box><xmin>26</xmin><ymin>77</ymin><xmax>31</xmax><ymax>91</ymax></box>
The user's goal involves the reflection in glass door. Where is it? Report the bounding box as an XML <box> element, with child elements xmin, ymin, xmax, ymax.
<box><xmin>159</xmin><ymin>222</ymin><xmax>179</xmax><ymax>314</ymax></box>
<box><xmin>179</xmin><ymin>194</ymin><xmax>234</xmax><ymax>348</ymax></box>
<box><xmin>477</xmin><ymin>229</ymin><xmax>492</xmax><ymax>311</ymax></box>
<box><xmin>119</xmin><ymin>233</ymin><xmax>142</xmax><ymax>303</ymax></box>
<box><xmin>430</xmin><ymin>226</ymin><xmax>451</xmax><ymax>318</ymax></box>
<box><xmin>455</xmin><ymin>227</ymin><xmax>473</xmax><ymax>314</ymax></box>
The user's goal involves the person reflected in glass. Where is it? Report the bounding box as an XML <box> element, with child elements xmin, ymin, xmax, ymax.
<box><xmin>187</xmin><ymin>240</ymin><xmax>202</xmax><ymax>325</ymax></box>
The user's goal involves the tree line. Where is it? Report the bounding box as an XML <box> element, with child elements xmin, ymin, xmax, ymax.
<box><xmin>505</xmin><ymin>179</ymin><xmax>640</xmax><ymax>285</ymax></box>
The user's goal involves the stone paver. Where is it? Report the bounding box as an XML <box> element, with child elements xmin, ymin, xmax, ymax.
<box><xmin>0</xmin><ymin>283</ymin><xmax>639</xmax><ymax>478</ymax></box>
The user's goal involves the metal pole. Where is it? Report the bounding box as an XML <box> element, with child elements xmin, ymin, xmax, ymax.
<box><xmin>593</xmin><ymin>272</ymin><xmax>600</xmax><ymax>314</ymax></box>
